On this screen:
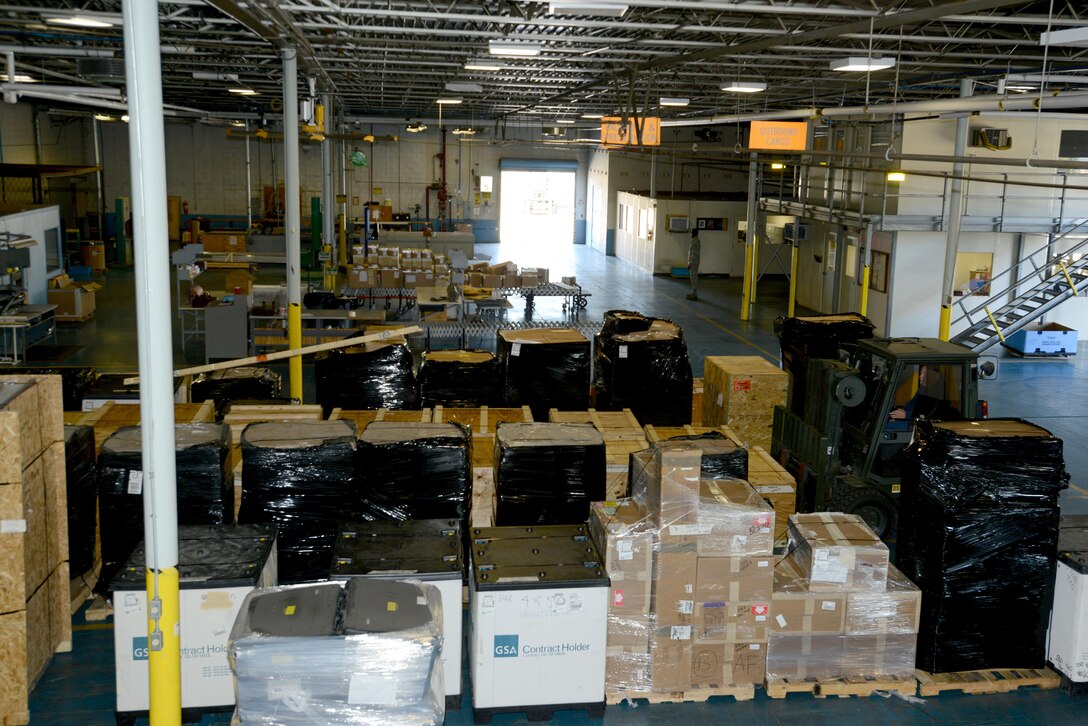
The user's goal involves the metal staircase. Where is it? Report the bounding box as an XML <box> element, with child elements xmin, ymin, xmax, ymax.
<box><xmin>950</xmin><ymin>220</ymin><xmax>1088</xmax><ymax>352</ymax></box>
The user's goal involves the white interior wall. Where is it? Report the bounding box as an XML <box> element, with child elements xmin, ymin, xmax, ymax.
<box><xmin>0</xmin><ymin>205</ymin><xmax>63</xmax><ymax>304</ymax></box>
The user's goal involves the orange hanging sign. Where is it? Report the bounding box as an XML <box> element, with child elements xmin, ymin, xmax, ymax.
<box><xmin>749</xmin><ymin>121</ymin><xmax>809</xmax><ymax>151</ymax></box>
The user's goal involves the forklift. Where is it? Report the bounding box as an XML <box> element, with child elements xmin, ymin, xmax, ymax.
<box><xmin>771</xmin><ymin>317</ymin><xmax>986</xmax><ymax>540</ymax></box>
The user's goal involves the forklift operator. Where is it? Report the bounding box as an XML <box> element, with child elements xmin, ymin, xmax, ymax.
<box><xmin>888</xmin><ymin>364</ymin><xmax>952</xmax><ymax>425</ymax></box>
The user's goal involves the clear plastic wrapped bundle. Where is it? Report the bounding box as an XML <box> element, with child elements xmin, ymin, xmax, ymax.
<box><xmin>692</xmin><ymin>479</ymin><xmax>775</xmax><ymax>557</ymax></box>
<box><xmin>653</xmin><ymin>434</ymin><xmax>748</xmax><ymax>481</ymax></box>
<box><xmin>230</xmin><ymin>579</ymin><xmax>444</xmax><ymax>725</ymax></box>
<box><xmin>497</xmin><ymin>329</ymin><xmax>590</xmax><ymax>421</ymax></box>
<box><xmin>774</xmin><ymin>313</ymin><xmax>875</xmax><ymax>416</ymax></box>
<box><xmin>417</xmin><ymin>350</ymin><xmax>503</xmax><ymax>408</ymax></box>
<box><xmin>355</xmin><ymin>422</ymin><xmax>471</xmax><ymax>525</ymax></box>
<box><xmin>98</xmin><ymin>423</ymin><xmax>233</xmax><ymax>581</ymax></box>
<box><xmin>238</xmin><ymin>421</ymin><xmax>357</xmax><ymax>583</ymax></box>
<box><xmin>784</xmin><ymin>512</ymin><xmax>889</xmax><ymax>592</ymax></box>
<box><xmin>64</xmin><ymin>424</ymin><xmax>97</xmax><ymax>577</ymax></box>
<box><xmin>897</xmin><ymin>418</ymin><xmax>1067</xmax><ymax>673</ymax></box>
<box><xmin>314</xmin><ymin>330</ymin><xmax>419</xmax><ymax>416</ymax></box>
<box><xmin>594</xmin><ymin>318</ymin><xmax>693</xmax><ymax>426</ymax></box>
<box><xmin>766</xmin><ymin>634</ymin><xmax>844</xmax><ymax>680</ymax></box>
<box><xmin>190</xmin><ymin>367</ymin><xmax>281</xmax><ymax>420</ymax></box>
<box><xmin>494</xmin><ymin>423</ymin><xmax>606</xmax><ymax>526</ymax></box>
<box><xmin>844</xmin><ymin>565</ymin><xmax>922</xmax><ymax>635</ymax></box>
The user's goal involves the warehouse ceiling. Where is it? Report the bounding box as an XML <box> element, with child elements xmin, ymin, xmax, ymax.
<box><xmin>1</xmin><ymin>1</ymin><xmax>1087</xmax><ymax>127</ymax></box>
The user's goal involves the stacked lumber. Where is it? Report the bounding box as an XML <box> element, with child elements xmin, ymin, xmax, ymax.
<box><xmin>549</xmin><ymin>408</ymin><xmax>647</xmax><ymax>500</ymax></box>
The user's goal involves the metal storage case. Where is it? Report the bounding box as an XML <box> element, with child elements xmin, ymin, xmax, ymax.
<box><xmin>110</xmin><ymin>524</ymin><xmax>277</xmax><ymax>722</ymax></box>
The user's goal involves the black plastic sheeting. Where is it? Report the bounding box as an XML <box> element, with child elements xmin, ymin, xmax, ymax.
<box><xmin>63</xmin><ymin>425</ymin><xmax>97</xmax><ymax>577</ymax></box>
<box><xmin>97</xmin><ymin>424</ymin><xmax>233</xmax><ymax>590</ymax></box>
<box><xmin>897</xmin><ymin>418</ymin><xmax>1068</xmax><ymax>673</ymax></box>
<box><xmin>654</xmin><ymin>433</ymin><xmax>748</xmax><ymax>480</ymax></box>
<box><xmin>355</xmin><ymin>423</ymin><xmax>472</xmax><ymax>525</ymax></box>
<box><xmin>314</xmin><ymin>332</ymin><xmax>418</xmax><ymax>416</ymax></box>
<box><xmin>595</xmin><ymin>313</ymin><xmax>693</xmax><ymax>426</ymax></box>
<box><xmin>775</xmin><ymin>313</ymin><xmax>875</xmax><ymax>416</ymax></box>
<box><xmin>494</xmin><ymin>423</ymin><xmax>606</xmax><ymax>526</ymax></box>
<box><xmin>238</xmin><ymin>421</ymin><xmax>358</xmax><ymax>584</ymax></box>
<box><xmin>191</xmin><ymin>367</ymin><xmax>281</xmax><ymax>420</ymax></box>
<box><xmin>497</xmin><ymin>330</ymin><xmax>590</xmax><ymax>420</ymax></box>
<box><xmin>5</xmin><ymin>366</ymin><xmax>96</xmax><ymax>411</ymax></box>
<box><xmin>417</xmin><ymin>351</ymin><xmax>503</xmax><ymax>408</ymax></box>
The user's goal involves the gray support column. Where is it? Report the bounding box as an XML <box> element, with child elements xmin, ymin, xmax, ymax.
<box><xmin>321</xmin><ymin>93</ymin><xmax>334</xmax><ymax>260</ymax></box>
<box><xmin>940</xmin><ymin>78</ymin><xmax>974</xmax><ymax>338</ymax></box>
<box><xmin>283</xmin><ymin>48</ymin><xmax>303</xmax><ymax>400</ymax></box>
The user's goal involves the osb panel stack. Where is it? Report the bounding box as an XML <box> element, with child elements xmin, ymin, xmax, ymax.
<box><xmin>701</xmin><ymin>356</ymin><xmax>788</xmax><ymax>450</ymax></box>
<box><xmin>431</xmin><ymin>406</ymin><xmax>532</xmax><ymax>468</ymax></box>
<box><xmin>549</xmin><ymin>408</ymin><xmax>646</xmax><ymax>500</ymax></box>
<box><xmin>0</xmin><ymin>375</ymin><xmax>70</xmax><ymax>726</ymax></box>
<box><xmin>692</xmin><ymin>378</ymin><xmax>704</xmax><ymax>425</ymax></box>
<box><xmin>747</xmin><ymin>446</ymin><xmax>796</xmax><ymax>543</ymax></box>
<box><xmin>74</xmin><ymin>400</ymin><xmax>215</xmax><ymax>455</ymax></box>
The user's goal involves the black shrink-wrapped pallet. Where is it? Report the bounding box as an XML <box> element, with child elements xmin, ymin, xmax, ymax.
<box><xmin>594</xmin><ymin>318</ymin><xmax>693</xmax><ymax>426</ymax></box>
<box><xmin>97</xmin><ymin>423</ymin><xmax>233</xmax><ymax>587</ymax></box>
<box><xmin>355</xmin><ymin>422</ymin><xmax>472</xmax><ymax>525</ymax></box>
<box><xmin>190</xmin><ymin>367</ymin><xmax>281</xmax><ymax>420</ymax></box>
<box><xmin>64</xmin><ymin>424</ymin><xmax>97</xmax><ymax>577</ymax></box>
<box><xmin>494</xmin><ymin>422</ymin><xmax>605</xmax><ymax>526</ymax></box>
<box><xmin>497</xmin><ymin>328</ymin><xmax>590</xmax><ymax>421</ymax></box>
<box><xmin>774</xmin><ymin>313</ymin><xmax>875</xmax><ymax>416</ymax></box>
<box><xmin>897</xmin><ymin>418</ymin><xmax>1068</xmax><ymax>673</ymax></box>
<box><xmin>314</xmin><ymin>331</ymin><xmax>419</xmax><ymax>416</ymax></box>
<box><xmin>417</xmin><ymin>350</ymin><xmax>503</xmax><ymax>408</ymax></box>
<box><xmin>653</xmin><ymin>433</ymin><xmax>748</xmax><ymax>480</ymax></box>
<box><xmin>238</xmin><ymin>420</ymin><xmax>357</xmax><ymax>583</ymax></box>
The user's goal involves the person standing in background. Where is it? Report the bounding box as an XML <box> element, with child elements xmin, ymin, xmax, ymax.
<box><xmin>687</xmin><ymin>227</ymin><xmax>701</xmax><ymax>300</ymax></box>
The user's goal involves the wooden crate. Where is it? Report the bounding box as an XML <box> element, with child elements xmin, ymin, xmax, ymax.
<box><xmin>431</xmin><ymin>406</ymin><xmax>533</xmax><ymax>468</ymax></box>
<box><xmin>692</xmin><ymin>377</ymin><xmax>704</xmax><ymax>425</ymax></box>
<box><xmin>766</xmin><ymin>674</ymin><xmax>917</xmax><ymax>699</ymax></box>
<box><xmin>75</xmin><ymin>400</ymin><xmax>215</xmax><ymax>454</ymax></box>
<box><xmin>701</xmin><ymin>356</ymin><xmax>788</xmax><ymax>450</ymax></box>
<box><xmin>644</xmin><ymin>424</ymin><xmax>745</xmax><ymax>447</ymax></box>
<box><xmin>329</xmin><ymin>408</ymin><xmax>432</xmax><ymax>432</ymax></box>
<box><xmin>915</xmin><ymin>667</ymin><xmax>1060</xmax><ymax>697</ymax></box>
<box><xmin>0</xmin><ymin>375</ymin><xmax>70</xmax><ymax>726</ymax></box>
<box><xmin>747</xmin><ymin>446</ymin><xmax>796</xmax><ymax>543</ymax></box>
<box><xmin>226</xmin><ymin>404</ymin><xmax>326</xmax><ymax>445</ymax></box>
<box><xmin>548</xmin><ymin>408</ymin><xmax>640</xmax><ymax>430</ymax></box>
<box><xmin>471</xmin><ymin>467</ymin><xmax>496</xmax><ymax>528</ymax></box>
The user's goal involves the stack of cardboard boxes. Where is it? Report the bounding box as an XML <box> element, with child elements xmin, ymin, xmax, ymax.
<box><xmin>347</xmin><ymin>245</ymin><xmax>451</xmax><ymax>289</ymax></box>
<box><xmin>767</xmin><ymin>513</ymin><xmax>920</xmax><ymax>682</ymax></box>
<box><xmin>466</xmin><ymin>261</ymin><xmax>550</xmax><ymax>289</ymax></box>
<box><xmin>591</xmin><ymin>444</ymin><xmax>776</xmax><ymax>694</ymax></box>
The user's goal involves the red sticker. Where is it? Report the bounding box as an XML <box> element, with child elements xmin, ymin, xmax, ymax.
<box><xmin>613</xmin><ymin>590</ymin><xmax>625</xmax><ymax>607</ymax></box>
<box><xmin>734</xmin><ymin>379</ymin><xmax>752</xmax><ymax>391</ymax></box>
<box><xmin>754</xmin><ymin>515</ymin><xmax>771</xmax><ymax>528</ymax></box>
<box><xmin>752</xmin><ymin>604</ymin><xmax>769</xmax><ymax>616</ymax></box>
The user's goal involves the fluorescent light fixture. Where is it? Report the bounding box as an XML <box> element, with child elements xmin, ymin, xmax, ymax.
<box><xmin>721</xmin><ymin>82</ymin><xmax>766</xmax><ymax>93</ymax></box>
<box><xmin>43</xmin><ymin>14</ymin><xmax>115</xmax><ymax>28</ymax></box>
<box><xmin>229</xmin><ymin>87</ymin><xmax>258</xmax><ymax>96</ymax></box>
<box><xmin>230</xmin><ymin>120</ymin><xmax>246</xmax><ymax>128</ymax></box>
<box><xmin>659</xmin><ymin>97</ymin><xmax>689</xmax><ymax>107</ymax></box>
<box><xmin>464</xmin><ymin>61</ymin><xmax>502</xmax><ymax>71</ymax></box>
<box><xmin>548</xmin><ymin>2</ymin><xmax>628</xmax><ymax>17</ymax></box>
<box><xmin>830</xmin><ymin>57</ymin><xmax>896</xmax><ymax>72</ymax></box>
<box><xmin>445</xmin><ymin>82</ymin><xmax>483</xmax><ymax>93</ymax></box>
<box><xmin>1040</xmin><ymin>27</ymin><xmax>1088</xmax><ymax>48</ymax></box>
<box><xmin>406</xmin><ymin>122</ymin><xmax>428</xmax><ymax>133</ymax></box>
<box><xmin>193</xmin><ymin>72</ymin><xmax>239</xmax><ymax>82</ymax></box>
<box><xmin>0</xmin><ymin>74</ymin><xmax>34</xmax><ymax>83</ymax></box>
<box><xmin>556</xmin><ymin>118</ymin><xmax>576</xmax><ymax>124</ymax></box>
<box><xmin>489</xmin><ymin>40</ymin><xmax>542</xmax><ymax>57</ymax></box>
<box><xmin>94</xmin><ymin>114</ymin><xmax>113</xmax><ymax>122</ymax></box>
<box><xmin>452</xmin><ymin>127</ymin><xmax>478</xmax><ymax>136</ymax></box>
<box><xmin>436</xmin><ymin>98</ymin><xmax>463</xmax><ymax>104</ymax></box>
<box><xmin>581</xmin><ymin>113</ymin><xmax>605</xmax><ymax>119</ymax></box>
<box><xmin>887</xmin><ymin>171</ymin><xmax>906</xmax><ymax>182</ymax></box>
<box><xmin>770</xmin><ymin>163</ymin><xmax>786</xmax><ymax>170</ymax></box>
<box><xmin>121</xmin><ymin>115</ymin><xmax>130</xmax><ymax>123</ymax></box>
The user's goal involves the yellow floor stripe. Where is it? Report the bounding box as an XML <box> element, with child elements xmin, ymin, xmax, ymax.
<box><xmin>1068</xmin><ymin>482</ymin><xmax>1088</xmax><ymax>498</ymax></box>
<box><xmin>665</xmin><ymin>292</ymin><xmax>780</xmax><ymax>360</ymax></box>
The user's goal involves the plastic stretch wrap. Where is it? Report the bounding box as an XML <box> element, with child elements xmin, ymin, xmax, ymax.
<box><xmin>599</xmin><ymin>310</ymin><xmax>654</xmax><ymax>340</ymax></box>
<box><xmin>896</xmin><ymin>418</ymin><xmax>1067</xmax><ymax>673</ymax></box>
<box><xmin>784</xmin><ymin>512</ymin><xmax>889</xmax><ymax>592</ymax></box>
<box><xmin>238</xmin><ymin>421</ymin><xmax>357</xmax><ymax>583</ymax></box>
<box><xmin>494</xmin><ymin>423</ymin><xmax>605</xmax><ymax>526</ymax></box>
<box><xmin>766</xmin><ymin>634</ymin><xmax>917</xmax><ymax>680</ymax></box>
<box><xmin>190</xmin><ymin>367</ymin><xmax>281</xmax><ymax>420</ymax></box>
<box><xmin>355</xmin><ymin>423</ymin><xmax>471</xmax><ymax>525</ymax></box>
<box><xmin>497</xmin><ymin>329</ymin><xmax>590</xmax><ymax>421</ymax></box>
<box><xmin>314</xmin><ymin>332</ymin><xmax>419</xmax><ymax>416</ymax></box>
<box><xmin>6</xmin><ymin>365</ymin><xmax>96</xmax><ymax>411</ymax></box>
<box><xmin>63</xmin><ymin>424</ymin><xmax>97</xmax><ymax>576</ymax></box>
<box><xmin>230</xmin><ymin>580</ymin><xmax>444</xmax><ymax>725</ymax></box>
<box><xmin>97</xmin><ymin>423</ymin><xmax>233</xmax><ymax>580</ymax></box>
<box><xmin>690</xmin><ymin>479</ymin><xmax>775</xmax><ymax>557</ymax></box>
<box><xmin>654</xmin><ymin>434</ymin><xmax>748</xmax><ymax>481</ymax></box>
<box><xmin>417</xmin><ymin>350</ymin><xmax>503</xmax><ymax>408</ymax></box>
<box><xmin>774</xmin><ymin>313</ymin><xmax>875</xmax><ymax>416</ymax></box>
<box><xmin>594</xmin><ymin>316</ymin><xmax>693</xmax><ymax>426</ymax></box>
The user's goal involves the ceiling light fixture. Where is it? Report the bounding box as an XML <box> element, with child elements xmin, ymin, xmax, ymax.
<box><xmin>436</xmin><ymin>98</ymin><xmax>463</xmax><ymax>105</ymax></box>
<box><xmin>464</xmin><ymin>61</ymin><xmax>502</xmax><ymax>71</ymax></box>
<box><xmin>721</xmin><ymin>82</ymin><xmax>767</xmax><ymax>93</ymax></box>
<box><xmin>659</xmin><ymin>97</ymin><xmax>689</xmax><ymax>107</ymax></box>
<box><xmin>121</xmin><ymin>115</ymin><xmax>130</xmax><ymax>123</ymax></box>
<box><xmin>43</xmin><ymin>14</ymin><xmax>116</xmax><ymax>28</ymax></box>
<box><xmin>770</xmin><ymin>163</ymin><xmax>786</xmax><ymax>170</ymax></box>
<box><xmin>406</xmin><ymin>122</ymin><xmax>428</xmax><ymax>133</ymax></box>
<box><xmin>548</xmin><ymin>2</ymin><xmax>629</xmax><ymax>17</ymax></box>
<box><xmin>556</xmin><ymin>119</ymin><xmax>576</xmax><ymax>124</ymax></box>
<box><xmin>445</xmin><ymin>82</ymin><xmax>483</xmax><ymax>93</ymax></box>
<box><xmin>94</xmin><ymin>114</ymin><xmax>113</xmax><ymax>122</ymax></box>
<box><xmin>228</xmin><ymin>87</ymin><xmax>258</xmax><ymax>96</ymax></box>
<box><xmin>230</xmin><ymin>121</ymin><xmax>246</xmax><ymax>128</ymax></box>
<box><xmin>452</xmin><ymin>127</ymin><xmax>478</xmax><ymax>136</ymax></box>
<box><xmin>489</xmin><ymin>40</ymin><xmax>542</xmax><ymax>57</ymax></box>
<box><xmin>887</xmin><ymin>171</ymin><xmax>906</xmax><ymax>182</ymax></box>
<box><xmin>830</xmin><ymin>57</ymin><xmax>896</xmax><ymax>72</ymax></box>
<box><xmin>0</xmin><ymin>74</ymin><xmax>34</xmax><ymax>83</ymax></box>
<box><xmin>581</xmin><ymin>113</ymin><xmax>605</xmax><ymax>119</ymax></box>
<box><xmin>193</xmin><ymin>72</ymin><xmax>239</xmax><ymax>82</ymax></box>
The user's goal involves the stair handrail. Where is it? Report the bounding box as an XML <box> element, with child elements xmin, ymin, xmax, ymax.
<box><xmin>950</xmin><ymin>217</ymin><xmax>1088</xmax><ymax>329</ymax></box>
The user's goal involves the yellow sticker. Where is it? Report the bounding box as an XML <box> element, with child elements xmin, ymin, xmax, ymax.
<box><xmin>284</xmin><ymin>605</ymin><xmax>296</xmax><ymax>616</ymax></box>
<box><xmin>891</xmin><ymin>484</ymin><xmax>901</xmax><ymax>494</ymax></box>
<box><xmin>387</xmin><ymin>601</ymin><xmax>398</xmax><ymax>612</ymax></box>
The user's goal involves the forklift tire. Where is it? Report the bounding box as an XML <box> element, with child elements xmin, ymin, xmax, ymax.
<box><xmin>829</xmin><ymin>483</ymin><xmax>897</xmax><ymax>540</ymax></box>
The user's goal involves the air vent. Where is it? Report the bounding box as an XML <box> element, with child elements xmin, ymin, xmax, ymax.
<box><xmin>970</xmin><ymin>128</ymin><xmax>1011</xmax><ymax>151</ymax></box>
<box><xmin>76</xmin><ymin>57</ymin><xmax>127</xmax><ymax>83</ymax></box>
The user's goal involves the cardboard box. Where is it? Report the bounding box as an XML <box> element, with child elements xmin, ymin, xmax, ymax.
<box><xmin>844</xmin><ymin>564</ymin><xmax>922</xmax><ymax>635</ymax></box>
<box><xmin>487</xmin><ymin>261</ymin><xmax>517</xmax><ymax>275</ymax></box>
<box><xmin>650</xmin><ymin>628</ymin><xmax>693</xmax><ymax>692</ymax></box>
<box><xmin>695</xmin><ymin>479</ymin><xmax>775</xmax><ymax>556</ymax></box>
<box><xmin>641</xmin><ymin>446</ymin><xmax>700</xmax><ymax>547</ymax></box>
<box><xmin>766</xmin><ymin>634</ymin><xmax>844</xmax><ymax>680</ymax></box>
<box><xmin>348</xmin><ymin>265</ymin><xmax>374</xmax><ymax>288</ymax></box>
<box><xmin>467</xmin><ymin>272</ymin><xmax>484</xmax><ymax>287</ymax></box>
<box><xmin>47</xmin><ymin>284</ymin><xmax>98</xmax><ymax>321</ymax></box>
<box><xmin>694</xmin><ymin>601</ymin><xmax>770</xmax><ymax>643</ymax></box>
<box><xmin>224</xmin><ymin>270</ymin><xmax>255</xmax><ymax>295</ymax></box>
<box><xmin>771</xmin><ymin>558</ymin><xmax>846</xmax><ymax>635</ymax></box>
<box><xmin>402</xmin><ymin>270</ymin><xmax>435</xmax><ymax>289</ymax></box>
<box><xmin>589</xmin><ymin>500</ymin><xmax>655</xmax><ymax>619</ymax></box>
<box><xmin>651</xmin><ymin>551</ymin><xmax>697</xmax><ymax>627</ymax></box>
<box><xmin>747</xmin><ymin>445</ymin><xmax>797</xmax><ymax>542</ymax></box>
<box><xmin>786</xmin><ymin>512</ymin><xmax>889</xmax><ymax>591</ymax></box>
<box><xmin>695</xmin><ymin>555</ymin><xmax>774</xmax><ymax>603</ymax></box>
<box><xmin>201</xmin><ymin>231</ymin><xmax>246</xmax><ymax>253</ymax></box>
<box><xmin>841</xmin><ymin>633</ymin><xmax>917</xmax><ymax>678</ymax></box>
<box><xmin>606</xmin><ymin>644</ymin><xmax>652</xmax><ymax>693</ymax></box>
<box><xmin>480</xmin><ymin>273</ymin><xmax>504</xmax><ymax>288</ymax></box>
<box><xmin>521</xmin><ymin>274</ymin><xmax>540</xmax><ymax>288</ymax></box>
<box><xmin>701</xmin><ymin>356</ymin><xmax>788</xmax><ymax>449</ymax></box>
<box><xmin>505</xmin><ymin>274</ymin><xmax>522</xmax><ymax>288</ymax></box>
<box><xmin>1005</xmin><ymin>322</ymin><xmax>1078</xmax><ymax>356</ymax></box>
<box><xmin>379</xmin><ymin>268</ymin><xmax>402</xmax><ymax>289</ymax></box>
<box><xmin>690</xmin><ymin>642</ymin><xmax>767</xmax><ymax>688</ymax></box>
<box><xmin>368</xmin><ymin>204</ymin><xmax>393</xmax><ymax>222</ymax></box>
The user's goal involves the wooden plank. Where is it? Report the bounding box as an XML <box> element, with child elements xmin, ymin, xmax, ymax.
<box><xmin>223</xmin><ymin>404</ymin><xmax>326</xmax><ymax>445</ymax></box>
<box><xmin>548</xmin><ymin>408</ymin><xmax>641</xmax><ymax>429</ymax></box>
<box><xmin>692</xmin><ymin>377</ymin><xmax>704</xmax><ymax>425</ymax></box>
<box><xmin>69</xmin><ymin>560</ymin><xmax>100</xmax><ymax>615</ymax></box>
<box><xmin>330</xmin><ymin>408</ymin><xmax>431</xmax><ymax>432</ymax></box>
<box><xmin>766</xmin><ymin>674</ymin><xmax>917</xmax><ymax>699</ymax></box>
<box><xmin>644</xmin><ymin>424</ymin><xmax>745</xmax><ymax>447</ymax></box>
<box><xmin>471</xmin><ymin>467</ymin><xmax>496</xmax><ymax>528</ymax></box>
<box><xmin>915</xmin><ymin>667</ymin><xmax>1060</xmax><ymax>697</ymax></box>
<box><xmin>0</xmin><ymin>610</ymin><xmax>30</xmax><ymax>726</ymax></box>
<box><xmin>606</xmin><ymin>684</ymin><xmax>755</xmax><ymax>705</ymax></box>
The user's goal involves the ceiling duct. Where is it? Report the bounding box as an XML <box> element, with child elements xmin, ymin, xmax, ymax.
<box><xmin>76</xmin><ymin>57</ymin><xmax>127</xmax><ymax>84</ymax></box>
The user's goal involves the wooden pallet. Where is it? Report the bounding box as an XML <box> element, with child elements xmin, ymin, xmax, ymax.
<box><xmin>916</xmin><ymin>668</ymin><xmax>1061</xmax><ymax>697</ymax></box>
<box><xmin>766</xmin><ymin>674</ymin><xmax>918</xmax><ymax>699</ymax></box>
<box><xmin>432</xmin><ymin>406</ymin><xmax>533</xmax><ymax>468</ymax></box>
<box><xmin>225</xmin><ymin>403</ymin><xmax>326</xmax><ymax>445</ymax></box>
<box><xmin>548</xmin><ymin>408</ymin><xmax>640</xmax><ymax>430</ymax></box>
<box><xmin>606</xmin><ymin>684</ymin><xmax>755</xmax><ymax>705</ymax></box>
<box><xmin>55</xmin><ymin>310</ymin><xmax>94</xmax><ymax>324</ymax></box>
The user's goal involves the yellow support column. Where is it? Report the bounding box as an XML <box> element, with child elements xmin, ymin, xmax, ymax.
<box><xmin>338</xmin><ymin>214</ymin><xmax>348</xmax><ymax>267</ymax></box>
<box><xmin>788</xmin><ymin>244</ymin><xmax>800</xmax><ymax>317</ymax></box>
<box><xmin>939</xmin><ymin>304</ymin><xmax>952</xmax><ymax>341</ymax></box>
<box><xmin>147</xmin><ymin>568</ymin><xmax>181</xmax><ymax>726</ymax></box>
<box><xmin>288</xmin><ymin>302</ymin><xmax>303</xmax><ymax>401</ymax></box>
<box><xmin>740</xmin><ymin>241</ymin><xmax>754</xmax><ymax>321</ymax></box>
<box><xmin>860</xmin><ymin>265</ymin><xmax>871</xmax><ymax>316</ymax></box>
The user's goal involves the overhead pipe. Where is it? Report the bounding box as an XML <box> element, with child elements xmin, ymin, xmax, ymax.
<box><xmin>0</xmin><ymin>84</ymin><xmax>123</xmax><ymax>96</ymax></box>
<box><xmin>0</xmin><ymin>44</ymin><xmax>115</xmax><ymax>57</ymax></box>
<box><xmin>121</xmin><ymin>1</ymin><xmax>181</xmax><ymax>724</ymax></box>
<box><xmin>283</xmin><ymin>47</ymin><xmax>303</xmax><ymax>402</ymax></box>
<box><xmin>736</xmin><ymin>146</ymin><xmax>1088</xmax><ymax>173</ymax></box>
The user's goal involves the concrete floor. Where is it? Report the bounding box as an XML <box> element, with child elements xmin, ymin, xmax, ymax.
<box><xmin>28</xmin><ymin>241</ymin><xmax>1088</xmax><ymax>723</ymax></box>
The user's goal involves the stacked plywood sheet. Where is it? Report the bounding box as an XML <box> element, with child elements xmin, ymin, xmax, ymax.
<box><xmin>0</xmin><ymin>375</ymin><xmax>71</xmax><ymax>726</ymax></box>
<box><xmin>431</xmin><ymin>405</ymin><xmax>532</xmax><ymax>468</ymax></box>
<box><xmin>701</xmin><ymin>357</ymin><xmax>788</xmax><ymax>450</ymax></box>
<box><xmin>549</xmin><ymin>408</ymin><xmax>646</xmax><ymax>500</ymax></box>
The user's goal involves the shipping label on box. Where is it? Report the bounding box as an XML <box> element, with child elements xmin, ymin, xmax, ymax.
<box><xmin>786</xmin><ymin>512</ymin><xmax>889</xmax><ymax>591</ymax></box>
<box><xmin>651</xmin><ymin>551</ymin><xmax>697</xmax><ymax>627</ymax></box>
<box><xmin>348</xmin><ymin>266</ymin><xmax>373</xmax><ymax>288</ymax></box>
<box><xmin>695</xmin><ymin>555</ymin><xmax>774</xmax><ymax>603</ymax></box>
<box><xmin>695</xmin><ymin>601</ymin><xmax>770</xmax><ymax>643</ymax></box>
<box><xmin>690</xmin><ymin>641</ymin><xmax>767</xmax><ymax>688</ymax></box>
